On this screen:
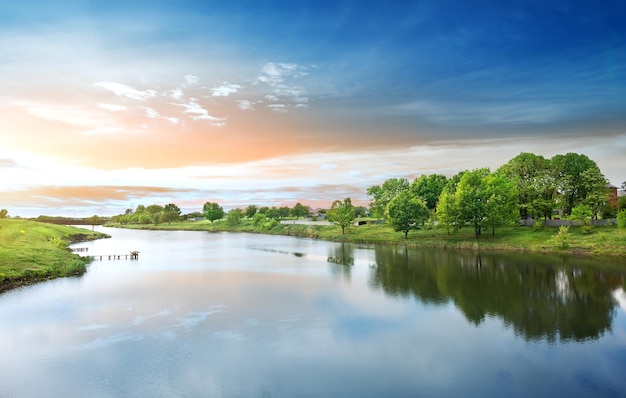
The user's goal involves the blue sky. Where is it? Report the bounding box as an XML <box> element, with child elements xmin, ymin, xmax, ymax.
<box><xmin>0</xmin><ymin>0</ymin><xmax>624</xmax><ymax>216</ymax></box>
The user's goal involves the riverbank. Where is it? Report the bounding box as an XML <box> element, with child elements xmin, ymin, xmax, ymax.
<box><xmin>0</xmin><ymin>219</ymin><xmax>109</xmax><ymax>292</ymax></box>
<box><xmin>106</xmin><ymin>219</ymin><xmax>626</xmax><ymax>257</ymax></box>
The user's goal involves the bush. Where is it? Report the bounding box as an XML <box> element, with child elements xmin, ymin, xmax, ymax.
<box><xmin>554</xmin><ymin>226</ymin><xmax>570</xmax><ymax>249</ymax></box>
<box><xmin>533</xmin><ymin>220</ymin><xmax>544</xmax><ymax>232</ymax></box>
<box><xmin>252</xmin><ymin>213</ymin><xmax>266</xmax><ymax>227</ymax></box>
<box><xmin>618</xmin><ymin>210</ymin><xmax>626</xmax><ymax>229</ymax></box>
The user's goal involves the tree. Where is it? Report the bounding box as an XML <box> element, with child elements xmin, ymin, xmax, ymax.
<box><xmin>498</xmin><ymin>152</ymin><xmax>552</xmax><ymax>219</ymax></box>
<box><xmin>455</xmin><ymin>168</ymin><xmax>492</xmax><ymax>238</ymax></box>
<box><xmin>163</xmin><ymin>203</ymin><xmax>181</xmax><ymax>224</ymax></box>
<box><xmin>244</xmin><ymin>205</ymin><xmax>258</xmax><ymax>219</ymax></box>
<box><xmin>484</xmin><ymin>174</ymin><xmax>519</xmax><ymax>236</ymax></box>
<box><xmin>436</xmin><ymin>190</ymin><xmax>458</xmax><ymax>235</ymax></box>
<box><xmin>203</xmin><ymin>202</ymin><xmax>225</xmax><ymax>223</ymax></box>
<box><xmin>570</xmin><ymin>204</ymin><xmax>593</xmax><ymax>233</ymax></box>
<box><xmin>551</xmin><ymin>153</ymin><xmax>604</xmax><ymax>216</ymax></box>
<box><xmin>291</xmin><ymin>202</ymin><xmax>309</xmax><ymax>219</ymax></box>
<box><xmin>87</xmin><ymin>215</ymin><xmax>101</xmax><ymax>231</ymax></box>
<box><xmin>226</xmin><ymin>208</ymin><xmax>243</xmax><ymax>225</ymax></box>
<box><xmin>410</xmin><ymin>174</ymin><xmax>448</xmax><ymax>210</ymax></box>
<box><xmin>327</xmin><ymin>198</ymin><xmax>356</xmax><ymax>234</ymax></box>
<box><xmin>387</xmin><ymin>191</ymin><xmax>429</xmax><ymax>239</ymax></box>
<box><xmin>0</xmin><ymin>209</ymin><xmax>8</xmax><ymax>219</ymax></box>
<box><xmin>354</xmin><ymin>206</ymin><xmax>368</xmax><ymax>218</ymax></box>
<box><xmin>367</xmin><ymin>177</ymin><xmax>410</xmax><ymax>219</ymax></box>
<box><xmin>580</xmin><ymin>168</ymin><xmax>609</xmax><ymax>218</ymax></box>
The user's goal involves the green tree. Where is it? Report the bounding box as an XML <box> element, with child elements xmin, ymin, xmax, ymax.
<box><xmin>570</xmin><ymin>204</ymin><xmax>593</xmax><ymax>233</ymax></box>
<box><xmin>252</xmin><ymin>212</ymin><xmax>266</xmax><ymax>227</ymax></box>
<box><xmin>354</xmin><ymin>206</ymin><xmax>368</xmax><ymax>218</ymax></box>
<box><xmin>291</xmin><ymin>202</ymin><xmax>309</xmax><ymax>219</ymax></box>
<box><xmin>87</xmin><ymin>214</ymin><xmax>101</xmax><ymax>231</ymax></box>
<box><xmin>203</xmin><ymin>202</ymin><xmax>225</xmax><ymax>223</ymax></box>
<box><xmin>327</xmin><ymin>198</ymin><xmax>356</xmax><ymax>234</ymax></box>
<box><xmin>618</xmin><ymin>210</ymin><xmax>626</xmax><ymax>229</ymax></box>
<box><xmin>436</xmin><ymin>190</ymin><xmax>458</xmax><ymax>235</ymax></box>
<box><xmin>0</xmin><ymin>209</ymin><xmax>8</xmax><ymax>219</ymax></box>
<box><xmin>410</xmin><ymin>174</ymin><xmax>448</xmax><ymax>210</ymax></box>
<box><xmin>484</xmin><ymin>174</ymin><xmax>519</xmax><ymax>236</ymax></box>
<box><xmin>163</xmin><ymin>203</ymin><xmax>181</xmax><ymax>224</ymax></box>
<box><xmin>367</xmin><ymin>178</ymin><xmax>410</xmax><ymax>219</ymax></box>
<box><xmin>226</xmin><ymin>208</ymin><xmax>243</xmax><ymax>225</ymax></box>
<box><xmin>387</xmin><ymin>191</ymin><xmax>429</xmax><ymax>239</ymax></box>
<box><xmin>498</xmin><ymin>152</ymin><xmax>553</xmax><ymax>219</ymax></box>
<box><xmin>244</xmin><ymin>205</ymin><xmax>258</xmax><ymax>219</ymax></box>
<box><xmin>455</xmin><ymin>168</ymin><xmax>491</xmax><ymax>239</ymax></box>
<box><xmin>580</xmin><ymin>168</ymin><xmax>609</xmax><ymax>218</ymax></box>
<box><xmin>551</xmin><ymin>153</ymin><xmax>605</xmax><ymax>216</ymax></box>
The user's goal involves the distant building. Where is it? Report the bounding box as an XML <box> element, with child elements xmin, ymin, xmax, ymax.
<box><xmin>607</xmin><ymin>184</ymin><xmax>619</xmax><ymax>206</ymax></box>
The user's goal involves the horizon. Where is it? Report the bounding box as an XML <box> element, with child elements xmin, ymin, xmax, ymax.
<box><xmin>1</xmin><ymin>1</ymin><xmax>625</xmax><ymax>218</ymax></box>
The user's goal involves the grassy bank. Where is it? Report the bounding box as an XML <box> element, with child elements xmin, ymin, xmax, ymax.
<box><xmin>107</xmin><ymin>219</ymin><xmax>626</xmax><ymax>257</ymax></box>
<box><xmin>0</xmin><ymin>219</ymin><xmax>109</xmax><ymax>292</ymax></box>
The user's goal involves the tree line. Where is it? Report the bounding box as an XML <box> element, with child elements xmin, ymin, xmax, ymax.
<box><xmin>107</xmin><ymin>151</ymin><xmax>624</xmax><ymax>237</ymax></box>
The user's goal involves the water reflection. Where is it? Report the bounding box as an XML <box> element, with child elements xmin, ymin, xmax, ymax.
<box><xmin>369</xmin><ymin>245</ymin><xmax>624</xmax><ymax>343</ymax></box>
<box><xmin>327</xmin><ymin>243</ymin><xmax>354</xmax><ymax>280</ymax></box>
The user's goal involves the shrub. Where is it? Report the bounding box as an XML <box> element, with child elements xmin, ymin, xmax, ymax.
<box><xmin>554</xmin><ymin>226</ymin><xmax>570</xmax><ymax>249</ymax></box>
<box><xmin>252</xmin><ymin>213</ymin><xmax>266</xmax><ymax>227</ymax></box>
<box><xmin>618</xmin><ymin>210</ymin><xmax>626</xmax><ymax>229</ymax></box>
<box><xmin>533</xmin><ymin>220</ymin><xmax>544</xmax><ymax>232</ymax></box>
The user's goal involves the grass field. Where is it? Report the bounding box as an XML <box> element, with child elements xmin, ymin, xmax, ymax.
<box><xmin>108</xmin><ymin>218</ymin><xmax>626</xmax><ymax>257</ymax></box>
<box><xmin>0</xmin><ymin>219</ymin><xmax>108</xmax><ymax>291</ymax></box>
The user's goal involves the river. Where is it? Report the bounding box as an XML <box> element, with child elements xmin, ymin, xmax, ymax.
<box><xmin>0</xmin><ymin>227</ymin><xmax>625</xmax><ymax>397</ymax></box>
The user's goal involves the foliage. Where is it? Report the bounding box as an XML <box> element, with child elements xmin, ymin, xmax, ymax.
<box><xmin>354</xmin><ymin>206</ymin><xmax>368</xmax><ymax>218</ymax></box>
<box><xmin>226</xmin><ymin>209</ymin><xmax>243</xmax><ymax>226</ymax></box>
<box><xmin>87</xmin><ymin>215</ymin><xmax>101</xmax><ymax>230</ymax></box>
<box><xmin>386</xmin><ymin>191</ymin><xmax>429</xmax><ymax>239</ymax></box>
<box><xmin>484</xmin><ymin>174</ymin><xmax>519</xmax><ymax>236</ymax></box>
<box><xmin>203</xmin><ymin>202</ymin><xmax>225</xmax><ymax>223</ymax></box>
<box><xmin>498</xmin><ymin>152</ymin><xmax>553</xmax><ymax>219</ymax></box>
<box><xmin>410</xmin><ymin>174</ymin><xmax>448</xmax><ymax>210</ymax></box>
<box><xmin>533</xmin><ymin>220</ymin><xmax>544</xmax><ymax>232</ymax></box>
<box><xmin>327</xmin><ymin>197</ymin><xmax>356</xmax><ymax>234</ymax></box>
<box><xmin>244</xmin><ymin>205</ymin><xmax>258</xmax><ymax>219</ymax></box>
<box><xmin>436</xmin><ymin>190</ymin><xmax>458</xmax><ymax>235</ymax></box>
<box><xmin>252</xmin><ymin>212</ymin><xmax>266</xmax><ymax>227</ymax></box>
<box><xmin>291</xmin><ymin>202</ymin><xmax>310</xmax><ymax>219</ymax></box>
<box><xmin>367</xmin><ymin>177</ymin><xmax>409</xmax><ymax>219</ymax></box>
<box><xmin>163</xmin><ymin>203</ymin><xmax>182</xmax><ymax>224</ymax></box>
<box><xmin>0</xmin><ymin>209</ymin><xmax>8</xmax><ymax>218</ymax></box>
<box><xmin>618</xmin><ymin>210</ymin><xmax>626</xmax><ymax>229</ymax></box>
<box><xmin>570</xmin><ymin>204</ymin><xmax>593</xmax><ymax>234</ymax></box>
<box><xmin>551</xmin><ymin>152</ymin><xmax>606</xmax><ymax>216</ymax></box>
<box><xmin>455</xmin><ymin>168</ymin><xmax>491</xmax><ymax>238</ymax></box>
<box><xmin>554</xmin><ymin>226</ymin><xmax>570</xmax><ymax>249</ymax></box>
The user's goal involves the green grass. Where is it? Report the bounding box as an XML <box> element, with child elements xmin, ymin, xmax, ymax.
<box><xmin>108</xmin><ymin>219</ymin><xmax>626</xmax><ymax>257</ymax></box>
<box><xmin>0</xmin><ymin>219</ymin><xmax>108</xmax><ymax>291</ymax></box>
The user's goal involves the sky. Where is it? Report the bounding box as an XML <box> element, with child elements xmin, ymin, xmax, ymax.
<box><xmin>1</xmin><ymin>0</ymin><xmax>625</xmax><ymax>217</ymax></box>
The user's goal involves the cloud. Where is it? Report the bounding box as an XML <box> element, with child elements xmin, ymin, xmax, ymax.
<box><xmin>0</xmin><ymin>159</ymin><xmax>16</xmax><ymax>167</ymax></box>
<box><xmin>211</xmin><ymin>83</ymin><xmax>241</xmax><ymax>97</ymax></box>
<box><xmin>98</xmin><ymin>103</ymin><xmax>128</xmax><ymax>112</ymax></box>
<box><xmin>141</xmin><ymin>107</ymin><xmax>179</xmax><ymax>124</ymax></box>
<box><xmin>255</xmin><ymin>62</ymin><xmax>311</xmax><ymax>111</ymax></box>
<box><xmin>237</xmin><ymin>100</ymin><xmax>254</xmax><ymax>111</ymax></box>
<box><xmin>17</xmin><ymin>101</ymin><xmax>98</xmax><ymax>127</ymax></box>
<box><xmin>95</xmin><ymin>81</ymin><xmax>157</xmax><ymax>100</ymax></box>
<box><xmin>163</xmin><ymin>88</ymin><xmax>184</xmax><ymax>100</ymax></box>
<box><xmin>184</xmin><ymin>74</ymin><xmax>198</xmax><ymax>85</ymax></box>
<box><xmin>175</xmin><ymin>99</ymin><xmax>225</xmax><ymax>126</ymax></box>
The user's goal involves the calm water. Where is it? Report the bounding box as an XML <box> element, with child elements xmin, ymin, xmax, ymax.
<box><xmin>1</xmin><ymin>227</ymin><xmax>625</xmax><ymax>397</ymax></box>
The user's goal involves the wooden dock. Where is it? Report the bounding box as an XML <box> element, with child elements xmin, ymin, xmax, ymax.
<box><xmin>72</xmin><ymin>248</ymin><xmax>140</xmax><ymax>260</ymax></box>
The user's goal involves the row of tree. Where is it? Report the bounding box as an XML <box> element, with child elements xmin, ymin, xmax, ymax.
<box><xmin>366</xmin><ymin>152</ymin><xmax>622</xmax><ymax>239</ymax></box>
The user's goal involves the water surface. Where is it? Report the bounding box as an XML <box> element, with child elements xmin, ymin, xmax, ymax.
<box><xmin>0</xmin><ymin>228</ymin><xmax>624</xmax><ymax>397</ymax></box>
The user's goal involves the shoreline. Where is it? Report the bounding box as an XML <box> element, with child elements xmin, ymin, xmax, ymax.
<box><xmin>0</xmin><ymin>219</ymin><xmax>109</xmax><ymax>294</ymax></box>
<box><xmin>105</xmin><ymin>220</ymin><xmax>626</xmax><ymax>258</ymax></box>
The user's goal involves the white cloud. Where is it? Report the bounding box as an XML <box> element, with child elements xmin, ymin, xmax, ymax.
<box><xmin>94</xmin><ymin>81</ymin><xmax>157</xmax><ymax>100</ymax></box>
<box><xmin>237</xmin><ymin>100</ymin><xmax>254</xmax><ymax>111</ymax></box>
<box><xmin>184</xmin><ymin>74</ymin><xmax>198</xmax><ymax>85</ymax></box>
<box><xmin>163</xmin><ymin>88</ymin><xmax>184</xmax><ymax>100</ymax></box>
<box><xmin>141</xmin><ymin>107</ymin><xmax>179</xmax><ymax>124</ymax></box>
<box><xmin>175</xmin><ymin>99</ymin><xmax>225</xmax><ymax>126</ymax></box>
<box><xmin>255</xmin><ymin>63</ymin><xmax>311</xmax><ymax>111</ymax></box>
<box><xmin>17</xmin><ymin>101</ymin><xmax>96</xmax><ymax>127</ymax></box>
<box><xmin>98</xmin><ymin>103</ymin><xmax>127</xmax><ymax>112</ymax></box>
<box><xmin>211</xmin><ymin>83</ymin><xmax>241</xmax><ymax>97</ymax></box>
<box><xmin>268</xmin><ymin>104</ymin><xmax>287</xmax><ymax>112</ymax></box>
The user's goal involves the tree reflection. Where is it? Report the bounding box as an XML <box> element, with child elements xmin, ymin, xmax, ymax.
<box><xmin>328</xmin><ymin>243</ymin><xmax>355</xmax><ymax>280</ymax></box>
<box><xmin>369</xmin><ymin>246</ymin><xmax>624</xmax><ymax>343</ymax></box>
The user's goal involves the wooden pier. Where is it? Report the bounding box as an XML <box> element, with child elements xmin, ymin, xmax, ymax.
<box><xmin>72</xmin><ymin>248</ymin><xmax>140</xmax><ymax>261</ymax></box>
